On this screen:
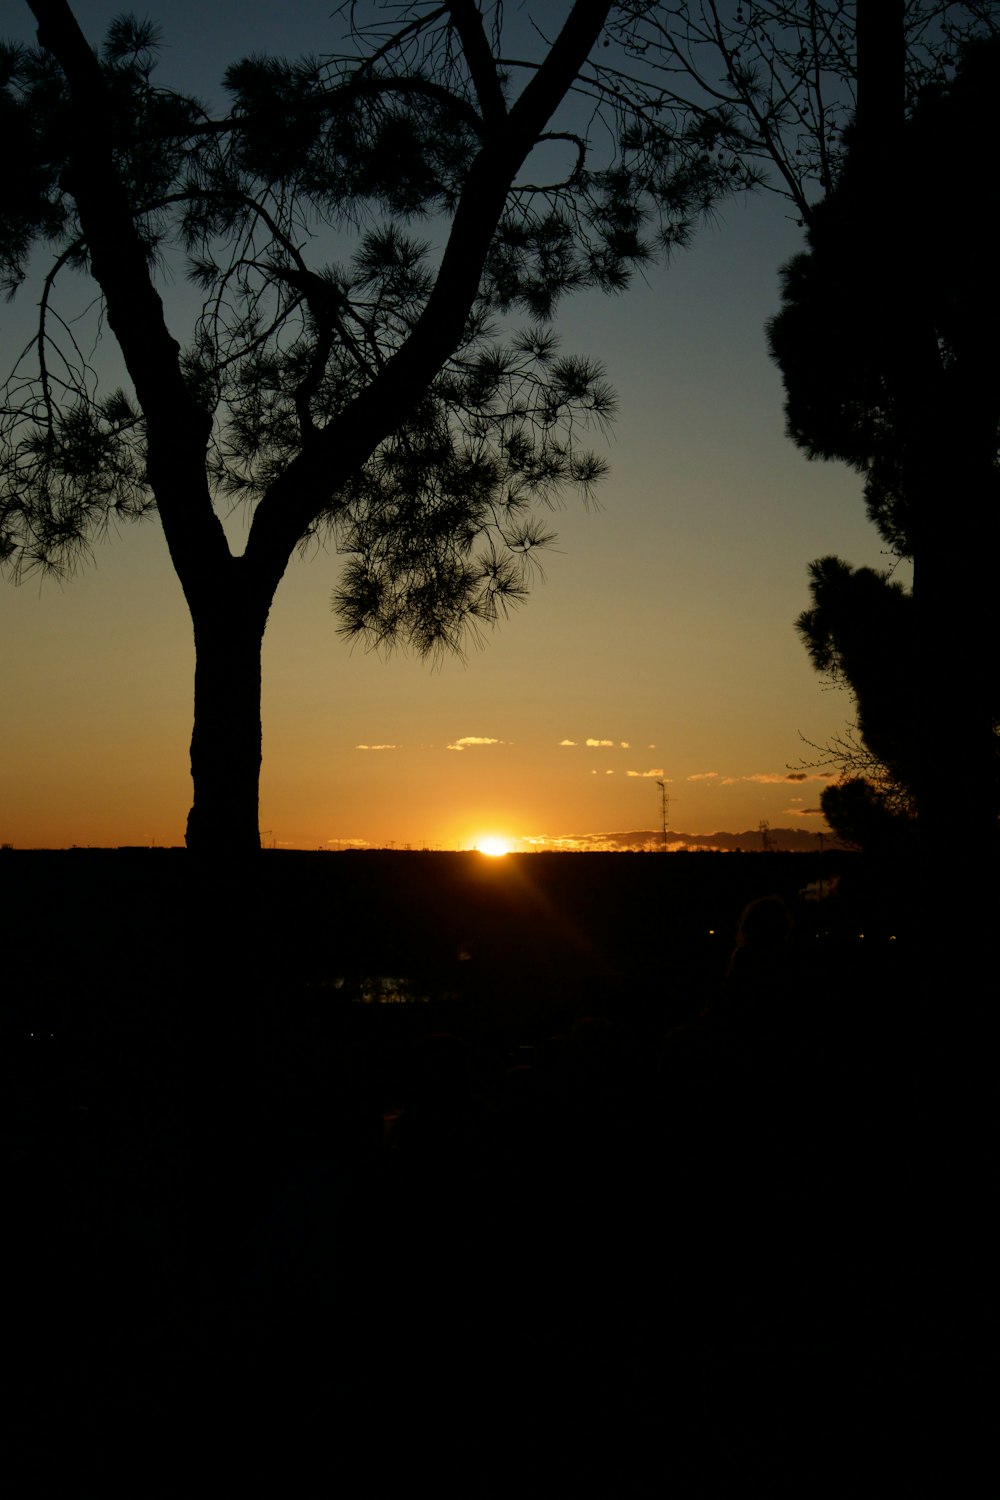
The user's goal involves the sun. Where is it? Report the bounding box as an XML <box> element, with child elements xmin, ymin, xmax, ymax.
<box><xmin>478</xmin><ymin>837</ymin><xmax>510</xmax><ymax>857</ymax></box>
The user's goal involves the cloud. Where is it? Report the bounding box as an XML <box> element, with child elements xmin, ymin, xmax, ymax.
<box><xmin>721</xmin><ymin>771</ymin><xmax>836</xmax><ymax>786</ymax></box>
<box><xmin>626</xmin><ymin>768</ymin><xmax>665</xmax><ymax>778</ymax></box>
<box><xmin>687</xmin><ymin>771</ymin><xmax>718</xmax><ymax>781</ymax></box>
<box><xmin>323</xmin><ymin>837</ymin><xmax>371</xmax><ymax>848</ymax></box>
<box><xmin>355</xmin><ymin>743</ymin><xmax>397</xmax><ymax>751</ymax></box>
<box><xmin>790</xmin><ymin>806</ymin><xmax>825</xmax><ymax>817</ymax></box>
<box><xmin>559</xmin><ymin>739</ymin><xmax>577</xmax><ymax>747</ymax></box>
<box><xmin>620</xmin><ymin>741</ymin><xmax>630</xmax><ymax>749</ymax></box>
<box><xmin>447</xmin><ymin>736</ymin><xmax>503</xmax><ymax>751</ymax></box>
<box><xmin>586</xmin><ymin>738</ymin><xmax>615</xmax><ymax>748</ymax></box>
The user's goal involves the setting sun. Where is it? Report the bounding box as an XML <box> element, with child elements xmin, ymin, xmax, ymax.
<box><xmin>478</xmin><ymin>837</ymin><xmax>511</xmax><ymax>857</ymax></box>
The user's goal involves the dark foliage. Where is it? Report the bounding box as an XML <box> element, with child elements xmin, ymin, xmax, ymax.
<box><xmin>769</xmin><ymin>28</ymin><xmax>1000</xmax><ymax>850</ymax></box>
<box><xmin>768</xmin><ymin>34</ymin><xmax>1000</xmax><ymax>558</ymax></box>
<box><xmin>795</xmin><ymin>555</ymin><xmax>918</xmax><ymax>835</ymax></box>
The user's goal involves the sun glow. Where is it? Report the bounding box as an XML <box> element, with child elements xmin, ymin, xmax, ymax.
<box><xmin>478</xmin><ymin>837</ymin><xmax>511</xmax><ymax>857</ymax></box>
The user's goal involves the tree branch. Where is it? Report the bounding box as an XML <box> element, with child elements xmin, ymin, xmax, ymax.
<box><xmin>27</xmin><ymin>0</ymin><xmax>232</xmax><ymax>599</ymax></box>
<box><xmin>243</xmin><ymin>0</ymin><xmax>614</xmax><ymax>585</ymax></box>
<box><xmin>446</xmin><ymin>0</ymin><xmax>507</xmax><ymax>126</ymax></box>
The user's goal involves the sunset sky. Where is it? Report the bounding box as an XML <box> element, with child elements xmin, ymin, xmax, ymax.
<box><xmin>0</xmin><ymin>1</ymin><xmax>898</xmax><ymax>852</ymax></box>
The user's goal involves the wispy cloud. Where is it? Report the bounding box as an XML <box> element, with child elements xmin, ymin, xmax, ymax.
<box><xmin>687</xmin><ymin>771</ymin><xmax>718</xmax><ymax>781</ymax></box>
<box><xmin>356</xmin><ymin>743</ymin><xmax>398</xmax><ymax>751</ymax></box>
<box><xmin>627</xmin><ymin>768</ymin><xmax>665</xmax><ymax>778</ymax></box>
<box><xmin>571</xmin><ymin>737</ymin><xmax>633</xmax><ymax>749</ymax></box>
<box><xmin>447</xmin><ymin>735</ymin><xmax>504</xmax><ymax>751</ymax></box>
<box><xmin>721</xmin><ymin>771</ymin><xmax>835</xmax><ymax>786</ymax></box>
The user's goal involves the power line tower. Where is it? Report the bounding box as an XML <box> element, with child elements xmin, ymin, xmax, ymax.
<box><xmin>656</xmin><ymin>780</ymin><xmax>670</xmax><ymax>853</ymax></box>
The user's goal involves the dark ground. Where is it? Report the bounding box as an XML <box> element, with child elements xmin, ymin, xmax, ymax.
<box><xmin>1</xmin><ymin>851</ymin><xmax>992</xmax><ymax>1495</ymax></box>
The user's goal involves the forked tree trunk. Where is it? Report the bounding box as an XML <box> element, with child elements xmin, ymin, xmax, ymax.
<box><xmin>185</xmin><ymin>591</ymin><xmax>272</xmax><ymax>854</ymax></box>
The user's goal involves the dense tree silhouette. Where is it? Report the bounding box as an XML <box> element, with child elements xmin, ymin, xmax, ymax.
<box><xmin>794</xmin><ymin>556</ymin><xmax>916</xmax><ymax>847</ymax></box>
<box><xmin>768</xmin><ymin>24</ymin><xmax>1000</xmax><ymax>861</ymax></box>
<box><xmin>817</xmin><ymin>775</ymin><xmax>910</xmax><ymax>854</ymax></box>
<box><xmin>616</xmin><ymin>3</ymin><xmax>997</xmax><ymax>853</ymax></box>
<box><xmin>796</xmin><ymin>559</ymin><xmax>914</xmax><ymax>776</ymax></box>
<box><xmin>1</xmin><ymin>1</ymin><xmax>750</xmax><ymax>852</ymax></box>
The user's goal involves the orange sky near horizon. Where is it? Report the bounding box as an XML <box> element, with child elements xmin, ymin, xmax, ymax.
<box><xmin>0</xmin><ymin>2</ymin><xmax>897</xmax><ymax>853</ymax></box>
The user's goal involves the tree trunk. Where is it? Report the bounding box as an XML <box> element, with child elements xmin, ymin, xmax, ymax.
<box><xmin>185</xmin><ymin>592</ymin><xmax>271</xmax><ymax>854</ymax></box>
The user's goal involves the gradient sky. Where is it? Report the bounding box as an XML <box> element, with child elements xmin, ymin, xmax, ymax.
<box><xmin>0</xmin><ymin>1</ymin><xmax>899</xmax><ymax>851</ymax></box>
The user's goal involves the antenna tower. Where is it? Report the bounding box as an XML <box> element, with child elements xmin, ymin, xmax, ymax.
<box><xmin>656</xmin><ymin>780</ymin><xmax>670</xmax><ymax>853</ymax></box>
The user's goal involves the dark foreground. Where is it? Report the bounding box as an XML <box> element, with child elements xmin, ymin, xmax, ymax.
<box><xmin>2</xmin><ymin>851</ymin><xmax>991</xmax><ymax>1495</ymax></box>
